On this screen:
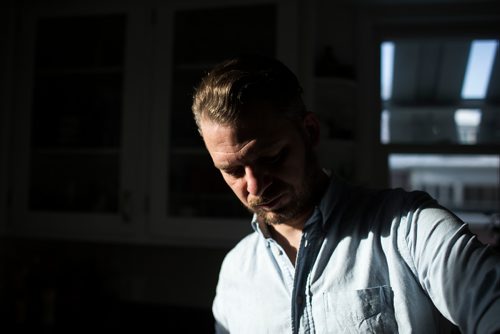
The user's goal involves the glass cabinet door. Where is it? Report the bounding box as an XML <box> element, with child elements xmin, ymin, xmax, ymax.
<box><xmin>150</xmin><ymin>1</ymin><xmax>298</xmax><ymax>245</ymax></box>
<box><xmin>11</xmin><ymin>5</ymin><xmax>148</xmax><ymax>239</ymax></box>
<box><xmin>167</xmin><ymin>4</ymin><xmax>277</xmax><ymax>219</ymax></box>
<box><xmin>30</xmin><ymin>15</ymin><xmax>125</xmax><ymax>213</ymax></box>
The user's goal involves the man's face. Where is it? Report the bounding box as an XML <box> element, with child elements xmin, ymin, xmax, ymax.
<box><xmin>200</xmin><ymin>106</ymin><xmax>320</xmax><ymax>225</ymax></box>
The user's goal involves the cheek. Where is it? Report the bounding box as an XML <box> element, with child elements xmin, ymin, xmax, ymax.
<box><xmin>222</xmin><ymin>174</ymin><xmax>248</xmax><ymax>203</ymax></box>
<box><xmin>279</xmin><ymin>149</ymin><xmax>307</xmax><ymax>184</ymax></box>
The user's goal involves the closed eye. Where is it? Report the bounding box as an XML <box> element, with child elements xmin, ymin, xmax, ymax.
<box><xmin>261</xmin><ymin>148</ymin><xmax>287</xmax><ymax>166</ymax></box>
<box><xmin>222</xmin><ymin>166</ymin><xmax>245</xmax><ymax>178</ymax></box>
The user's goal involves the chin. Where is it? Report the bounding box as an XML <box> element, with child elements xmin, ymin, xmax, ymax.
<box><xmin>257</xmin><ymin>205</ymin><xmax>301</xmax><ymax>226</ymax></box>
<box><xmin>258</xmin><ymin>212</ymin><xmax>285</xmax><ymax>226</ymax></box>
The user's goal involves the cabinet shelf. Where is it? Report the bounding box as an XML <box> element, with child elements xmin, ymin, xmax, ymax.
<box><xmin>36</xmin><ymin>66</ymin><xmax>123</xmax><ymax>75</ymax></box>
<box><xmin>315</xmin><ymin>76</ymin><xmax>356</xmax><ymax>87</ymax></box>
<box><xmin>33</xmin><ymin>147</ymin><xmax>121</xmax><ymax>155</ymax></box>
<box><xmin>172</xmin><ymin>191</ymin><xmax>234</xmax><ymax>199</ymax></box>
<box><xmin>171</xmin><ymin>147</ymin><xmax>207</xmax><ymax>155</ymax></box>
<box><xmin>174</xmin><ymin>62</ymin><xmax>216</xmax><ymax>71</ymax></box>
<box><xmin>169</xmin><ymin>191</ymin><xmax>248</xmax><ymax>218</ymax></box>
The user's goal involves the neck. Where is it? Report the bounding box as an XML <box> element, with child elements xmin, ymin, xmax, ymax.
<box><xmin>267</xmin><ymin>168</ymin><xmax>329</xmax><ymax>264</ymax></box>
<box><xmin>268</xmin><ymin>223</ymin><xmax>303</xmax><ymax>265</ymax></box>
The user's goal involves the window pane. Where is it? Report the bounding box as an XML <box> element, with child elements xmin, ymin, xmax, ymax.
<box><xmin>32</xmin><ymin>72</ymin><xmax>122</xmax><ymax>148</ymax></box>
<box><xmin>168</xmin><ymin>153</ymin><xmax>248</xmax><ymax>218</ymax></box>
<box><xmin>30</xmin><ymin>152</ymin><xmax>119</xmax><ymax>212</ymax></box>
<box><xmin>29</xmin><ymin>14</ymin><xmax>125</xmax><ymax>213</ymax></box>
<box><xmin>380</xmin><ymin>38</ymin><xmax>500</xmax><ymax>145</ymax></box>
<box><xmin>461</xmin><ymin>40</ymin><xmax>498</xmax><ymax>99</ymax></box>
<box><xmin>36</xmin><ymin>15</ymin><xmax>125</xmax><ymax>68</ymax></box>
<box><xmin>389</xmin><ymin>154</ymin><xmax>499</xmax><ymax>223</ymax></box>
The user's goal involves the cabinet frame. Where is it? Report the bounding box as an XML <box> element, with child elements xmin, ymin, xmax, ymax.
<box><xmin>8</xmin><ymin>2</ymin><xmax>152</xmax><ymax>242</ymax></box>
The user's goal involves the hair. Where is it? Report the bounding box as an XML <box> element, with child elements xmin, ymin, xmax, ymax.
<box><xmin>192</xmin><ymin>54</ymin><xmax>306</xmax><ymax>134</ymax></box>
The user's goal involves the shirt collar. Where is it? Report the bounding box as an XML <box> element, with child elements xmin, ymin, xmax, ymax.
<box><xmin>251</xmin><ymin>216</ymin><xmax>272</xmax><ymax>238</ymax></box>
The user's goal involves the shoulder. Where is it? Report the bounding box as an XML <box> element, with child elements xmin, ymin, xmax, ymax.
<box><xmin>332</xmin><ymin>181</ymin><xmax>435</xmax><ymax>221</ymax></box>
<box><xmin>357</xmin><ymin>184</ymin><xmax>433</xmax><ymax>208</ymax></box>
<box><xmin>328</xmin><ymin>177</ymin><xmax>432</xmax><ymax>210</ymax></box>
<box><xmin>364</xmin><ymin>187</ymin><xmax>455</xmax><ymax>233</ymax></box>
<box><xmin>326</xmin><ymin>181</ymin><xmax>446</xmax><ymax>238</ymax></box>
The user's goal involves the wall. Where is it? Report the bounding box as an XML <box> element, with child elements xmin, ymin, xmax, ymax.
<box><xmin>0</xmin><ymin>236</ymin><xmax>228</xmax><ymax>330</ymax></box>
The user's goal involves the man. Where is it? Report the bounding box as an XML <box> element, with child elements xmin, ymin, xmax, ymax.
<box><xmin>192</xmin><ymin>55</ymin><xmax>500</xmax><ymax>333</ymax></box>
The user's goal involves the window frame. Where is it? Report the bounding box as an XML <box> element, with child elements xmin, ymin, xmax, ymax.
<box><xmin>356</xmin><ymin>4</ymin><xmax>500</xmax><ymax>222</ymax></box>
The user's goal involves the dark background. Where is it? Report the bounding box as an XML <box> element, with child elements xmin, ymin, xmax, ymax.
<box><xmin>1</xmin><ymin>0</ymin><xmax>499</xmax><ymax>332</ymax></box>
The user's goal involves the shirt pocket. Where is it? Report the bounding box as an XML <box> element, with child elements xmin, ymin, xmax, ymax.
<box><xmin>323</xmin><ymin>285</ymin><xmax>398</xmax><ymax>333</ymax></box>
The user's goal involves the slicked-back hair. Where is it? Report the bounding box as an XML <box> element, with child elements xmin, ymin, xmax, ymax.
<box><xmin>192</xmin><ymin>54</ymin><xmax>306</xmax><ymax>134</ymax></box>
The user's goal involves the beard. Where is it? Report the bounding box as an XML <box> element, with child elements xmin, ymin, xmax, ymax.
<box><xmin>246</xmin><ymin>146</ymin><xmax>318</xmax><ymax>226</ymax></box>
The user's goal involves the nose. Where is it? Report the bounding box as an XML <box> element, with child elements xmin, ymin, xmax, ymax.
<box><xmin>245</xmin><ymin>165</ymin><xmax>271</xmax><ymax>196</ymax></box>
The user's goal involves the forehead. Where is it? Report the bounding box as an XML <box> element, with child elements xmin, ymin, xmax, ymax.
<box><xmin>201</xmin><ymin>108</ymin><xmax>297</xmax><ymax>166</ymax></box>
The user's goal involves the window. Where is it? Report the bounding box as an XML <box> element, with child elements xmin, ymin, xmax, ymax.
<box><xmin>380</xmin><ymin>38</ymin><xmax>500</xmax><ymax>145</ymax></box>
<box><xmin>380</xmin><ymin>38</ymin><xmax>500</xmax><ymax>224</ymax></box>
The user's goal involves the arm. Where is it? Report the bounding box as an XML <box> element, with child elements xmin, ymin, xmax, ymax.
<box><xmin>404</xmin><ymin>198</ymin><xmax>500</xmax><ymax>333</ymax></box>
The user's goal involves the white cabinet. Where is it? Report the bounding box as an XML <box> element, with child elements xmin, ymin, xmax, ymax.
<box><xmin>4</xmin><ymin>0</ymin><xmax>298</xmax><ymax>246</ymax></box>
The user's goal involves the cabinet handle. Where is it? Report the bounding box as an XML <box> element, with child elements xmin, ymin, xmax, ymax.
<box><xmin>120</xmin><ymin>190</ymin><xmax>132</xmax><ymax>223</ymax></box>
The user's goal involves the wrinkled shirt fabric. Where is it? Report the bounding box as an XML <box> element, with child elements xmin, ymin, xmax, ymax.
<box><xmin>213</xmin><ymin>177</ymin><xmax>500</xmax><ymax>333</ymax></box>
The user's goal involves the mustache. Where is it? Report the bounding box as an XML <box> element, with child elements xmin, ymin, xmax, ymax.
<box><xmin>248</xmin><ymin>187</ymin><xmax>286</xmax><ymax>208</ymax></box>
<box><xmin>247</xmin><ymin>179</ymin><xmax>293</xmax><ymax>208</ymax></box>
<box><xmin>248</xmin><ymin>196</ymin><xmax>269</xmax><ymax>207</ymax></box>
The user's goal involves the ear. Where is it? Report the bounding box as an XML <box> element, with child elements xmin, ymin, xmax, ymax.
<box><xmin>302</xmin><ymin>112</ymin><xmax>321</xmax><ymax>147</ymax></box>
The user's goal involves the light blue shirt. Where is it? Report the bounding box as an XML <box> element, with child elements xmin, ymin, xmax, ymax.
<box><xmin>213</xmin><ymin>178</ymin><xmax>500</xmax><ymax>333</ymax></box>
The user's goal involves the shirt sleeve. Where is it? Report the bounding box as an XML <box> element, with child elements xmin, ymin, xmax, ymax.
<box><xmin>402</xmin><ymin>196</ymin><xmax>500</xmax><ymax>333</ymax></box>
<box><xmin>213</xmin><ymin>254</ymin><xmax>231</xmax><ymax>334</ymax></box>
<box><xmin>213</xmin><ymin>289</ymin><xmax>230</xmax><ymax>334</ymax></box>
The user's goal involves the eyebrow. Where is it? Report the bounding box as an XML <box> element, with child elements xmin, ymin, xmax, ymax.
<box><xmin>214</xmin><ymin>142</ymin><xmax>284</xmax><ymax>171</ymax></box>
<box><xmin>215</xmin><ymin>162</ymin><xmax>234</xmax><ymax>171</ymax></box>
